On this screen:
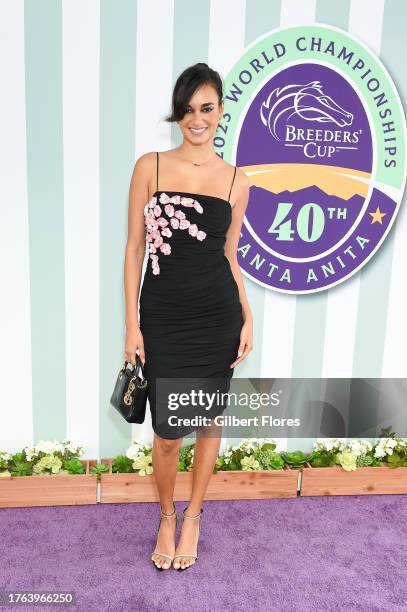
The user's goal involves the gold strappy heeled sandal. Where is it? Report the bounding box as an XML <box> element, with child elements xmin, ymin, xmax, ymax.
<box><xmin>151</xmin><ymin>504</ymin><xmax>177</xmax><ymax>571</ymax></box>
<box><xmin>173</xmin><ymin>507</ymin><xmax>203</xmax><ymax>571</ymax></box>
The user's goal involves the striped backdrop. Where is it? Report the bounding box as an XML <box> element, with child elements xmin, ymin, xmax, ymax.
<box><xmin>1</xmin><ymin>0</ymin><xmax>406</xmax><ymax>460</ymax></box>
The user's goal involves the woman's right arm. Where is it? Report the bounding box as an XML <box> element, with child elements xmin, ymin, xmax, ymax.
<box><xmin>124</xmin><ymin>153</ymin><xmax>154</xmax><ymax>365</ymax></box>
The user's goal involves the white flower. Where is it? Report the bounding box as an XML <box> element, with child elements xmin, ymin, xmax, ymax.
<box><xmin>126</xmin><ymin>446</ymin><xmax>144</xmax><ymax>461</ymax></box>
<box><xmin>240</xmin><ymin>439</ymin><xmax>254</xmax><ymax>450</ymax></box>
<box><xmin>313</xmin><ymin>438</ymin><xmax>345</xmax><ymax>452</ymax></box>
<box><xmin>396</xmin><ymin>438</ymin><xmax>407</xmax><ymax>450</ymax></box>
<box><xmin>126</xmin><ymin>440</ymin><xmax>151</xmax><ymax>460</ymax></box>
<box><xmin>24</xmin><ymin>445</ymin><xmax>37</xmax><ymax>462</ymax></box>
<box><xmin>374</xmin><ymin>438</ymin><xmax>398</xmax><ymax>458</ymax></box>
<box><xmin>347</xmin><ymin>440</ymin><xmax>372</xmax><ymax>456</ymax></box>
<box><xmin>332</xmin><ymin>439</ymin><xmax>344</xmax><ymax>451</ymax></box>
<box><xmin>62</xmin><ymin>440</ymin><xmax>85</xmax><ymax>455</ymax></box>
<box><xmin>35</xmin><ymin>440</ymin><xmax>64</xmax><ymax>455</ymax></box>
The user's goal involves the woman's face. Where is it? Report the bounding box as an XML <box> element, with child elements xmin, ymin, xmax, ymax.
<box><xmin>178</xmin><ymin>83</ymin><xmax>223</xmax><ymax>145</ymax></box>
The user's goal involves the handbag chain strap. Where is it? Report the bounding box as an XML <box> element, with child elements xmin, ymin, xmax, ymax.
<box><xmin>118</xmin><ymin>355</ymin><xmax>145</xmax><ymax>406</ymax></box>
<box><xmin>124</xmin><ymin>376</ymin><xmax>138</xmax><ymax>406</ymax></box>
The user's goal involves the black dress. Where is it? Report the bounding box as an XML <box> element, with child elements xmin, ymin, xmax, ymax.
<box><xmin>139</xmin><ymin>152</ymin><xmax>243</xmax><ymax>439</ymax></box>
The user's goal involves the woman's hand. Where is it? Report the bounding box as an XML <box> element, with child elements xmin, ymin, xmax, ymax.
<box><xmin>230</xmin><ymin>319</ymin><xmax>253</xmax><ymax>368</ymax></box>
<box><xmin>124</xmin><ymin>326</ymin><xmax>145</xmax><ymax>365</ymax></box>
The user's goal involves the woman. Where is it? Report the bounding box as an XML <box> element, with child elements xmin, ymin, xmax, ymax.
<box><xmin>123</xmin><ymin>63</ymin><xmax>253</xmax><ymax>571</ymax></box>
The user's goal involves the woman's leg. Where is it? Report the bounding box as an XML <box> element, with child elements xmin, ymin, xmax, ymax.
<box><xmin>173</xmin><ymin>419</ymin><xmax>222</xmax><ymax>569</ymax></box>
<box><xmin>151</xmin><ymin>432</ymin><xmax>182</xmax><ymax>569</ymax></box>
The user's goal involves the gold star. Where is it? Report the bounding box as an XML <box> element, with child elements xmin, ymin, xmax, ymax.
<box><xmin>369</xmin><ymin>206</ymin><xmax>387</xmax><ymax>224</ymax></box>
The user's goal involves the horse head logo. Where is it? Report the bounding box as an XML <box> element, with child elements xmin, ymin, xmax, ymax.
<box><xmin>260</xmin><ymin>81</ymin><xmax>354</xmax><ymax>141</ymax></box>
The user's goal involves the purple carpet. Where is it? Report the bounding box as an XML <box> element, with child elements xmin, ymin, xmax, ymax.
<box><xmin>1</xmin><ymin>495</ymin><xmax>406</xmax><ymax>612</ymax></box>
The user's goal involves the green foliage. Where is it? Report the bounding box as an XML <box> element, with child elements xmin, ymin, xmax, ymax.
<box><xmin>178</xmin><ymin>443</ymin><xmax>195</xmax><ymax>472</ymax></box>
<box><xmin>64</xmin><ymin>457</ymin><xmax>85</xmax><ymax>475</ymax></box>
<box><xmin>356</xmin><ymin>454</ymin><xmax>373</xmax><ymax>467</ymax></box>
<box><xmin>1</xmin><ymin>446</ymin><xmax>89</xmax><ymax>477</ymax></box>
<box><xmin>385</xmin><ymin>452</ymin><xmax>407</xmax><ymax>468</ymax></box>
<box><xmin>13</xmin><ymin>452</ymin><xmax>27</xmax><ymax>461</ymax></box>
<box><xmin>10</xmin><ymin>460</ymin><xmax>33</xmax><ymax>477</ymax></box>
<box><xmin>260</xmin><ymin>442</ymin><xmax>277</xmax><ymax>452</ymax></box>
<box><xmin>214</xmin><ymin>439</ymin><xmax>286</xmax><ymax>472</ymax></box>
<box><xmin>257</xmin><ymin>449</ymin><xmax>285</xmax><ymax>470</ymax></box>
<box><xmin>0</xmin><ymin>452</ymin><xmax>10</xmax><ymax>471</ymax></box>
<box><xmin>280</xmin><ymin>450</ymin><xmax>310</xmax><ymax>469</ymax></box>
<box><xmin>112</xmin><ymin>454</ymin><xmax>134</xmax><ymax>473</ymax></box>
<box><xmin>7</xmin><ymin>451</ymin><xmax>32</xmax><ymax>476</ymax></box>
<box><xmin>309</xmin><ymin>451</ymin><xmax>335</xmax><ymax>467</ymax></box>
<box><xmin>90</xmin><ymin>463</ymin><xmax>110</xmax><ymax>477</ymax></box>
<box><xmin>311</xmin><ymin>436</ymin><xmax>407</xmax><ymax>470</ymax></box>
<box><xmin>376</xmin><ymin>437</ymin><xmax>407</xmax><ymax>468</ymax></box>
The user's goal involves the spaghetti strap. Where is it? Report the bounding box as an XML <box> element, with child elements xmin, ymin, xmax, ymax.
<box><xmin>227</xmin><ymin>166</ymin><xmax>237</xmax><ymax>203</ymax></box>
<box><xmin>156</xmin><ymin>152</ymin><xmax>159</xmax><ymax>192</ymax></box>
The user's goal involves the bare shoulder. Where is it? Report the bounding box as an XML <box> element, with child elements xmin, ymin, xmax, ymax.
<box><xmin>159</xmin><ymin>148</ymin><xmax>176</xmax><ymax>158</ymax></box>
<box><xmin>235</xmin><ymin>166</ymin><xmax>250</xmax><ymax>187</ymax></box>
<box><xmin>218</xmin><ymin>160</ymin><xmax>249</xmax><ymax>208</ymax></box>
<box><xmin>128</xmin><ymin>152</ymin><xmax>158</xmax><ymax>205</ymax></box>
<box><xmin>220</xmin><ymin>159</ymin><xmax>248</xmax><ymax>182</ymax></box>
<box><xmin>129</xmin><ymin>151</ymin><xmax>157</xmax><ymax>192</ymax></box>
<box><xmin>133</xmin><ymin>150</ymin><xmax>157</xmax><ymax>172</ymax></box>
<box><xmin>222</xmin><ymin>159</ymin><xmax>249</xmax><ymax>186</ymax></box>
<box><xmin>233</xmin><ymin>167</ymin><xmax>250</xmax><ymax>203</ymax></box>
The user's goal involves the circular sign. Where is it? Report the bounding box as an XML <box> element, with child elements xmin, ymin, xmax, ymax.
<box><xmin>218</xmin><ymin>25</ymin><xmax>406</xmax><ymax>293</ymax></box>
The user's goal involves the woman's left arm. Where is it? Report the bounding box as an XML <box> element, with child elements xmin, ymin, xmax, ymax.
<box><xmin>224</xmin><ymin>168</ymin><xmax>253</xmax><ymax>368</ymax></box>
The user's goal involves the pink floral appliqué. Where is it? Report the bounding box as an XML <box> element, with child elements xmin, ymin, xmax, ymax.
<box><xmin>143</xmin><ymin>193</ymin><xmax>207</xmax><ymax>275</ymax></box>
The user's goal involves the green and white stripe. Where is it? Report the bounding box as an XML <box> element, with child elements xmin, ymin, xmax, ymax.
<box><xmin>0</xmin><ymin>0</ymin><xmax>405</xmax><ymax>459</ymax></box>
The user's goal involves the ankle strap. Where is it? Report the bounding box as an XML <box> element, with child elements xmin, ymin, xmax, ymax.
<box><xmin>160</xmin><ymin>504</ymin><xmax>176</xmax><ymax>517</ymax></box>
<box><xmin>182</xmin><ymin>507</ymin><xmax>203</xmax><ymax>519</ymax></box>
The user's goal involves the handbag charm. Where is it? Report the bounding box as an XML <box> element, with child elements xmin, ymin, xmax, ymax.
<box><xmin>124</xmin><ymin>378</ymin><xmax>137</xmax><ymax>405</ymax></box>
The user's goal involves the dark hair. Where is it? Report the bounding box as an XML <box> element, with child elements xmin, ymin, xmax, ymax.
<box><xmin>164</xmin><ymin>63</ymin><xmax>224</xmax><ymax>123</ymax></box>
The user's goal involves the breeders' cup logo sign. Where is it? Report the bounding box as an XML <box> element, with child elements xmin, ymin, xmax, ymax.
<box><xmin>218</xmin><ymin>25</ymin><xmax>406</xmax><ymax>293</ymax></box>
<box><xmin>262</xmin><ymin>80</ymin><xmax>354</xmax><ymax>142</ymax></box>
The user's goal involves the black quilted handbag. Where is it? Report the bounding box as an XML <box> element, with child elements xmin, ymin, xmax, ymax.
<box><xmin>110</xmin><ymin>354</ymin><xmax>148</xmax><ymax>423</ymax></box>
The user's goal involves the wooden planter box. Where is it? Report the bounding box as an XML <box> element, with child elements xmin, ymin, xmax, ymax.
<box><xmin>0</xmin><ymin>460</ymin><xmax>97</xmax><ymax>508</ymax></box>
<box><xmin>300</xmin><ymin>462</ymin><xmax>407</xmax><ymax>496</ymax></box>
<box><xmin>100</xmin><ymin>458</ymin><xmax>298</xmax><ymax>503</ymax></box>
